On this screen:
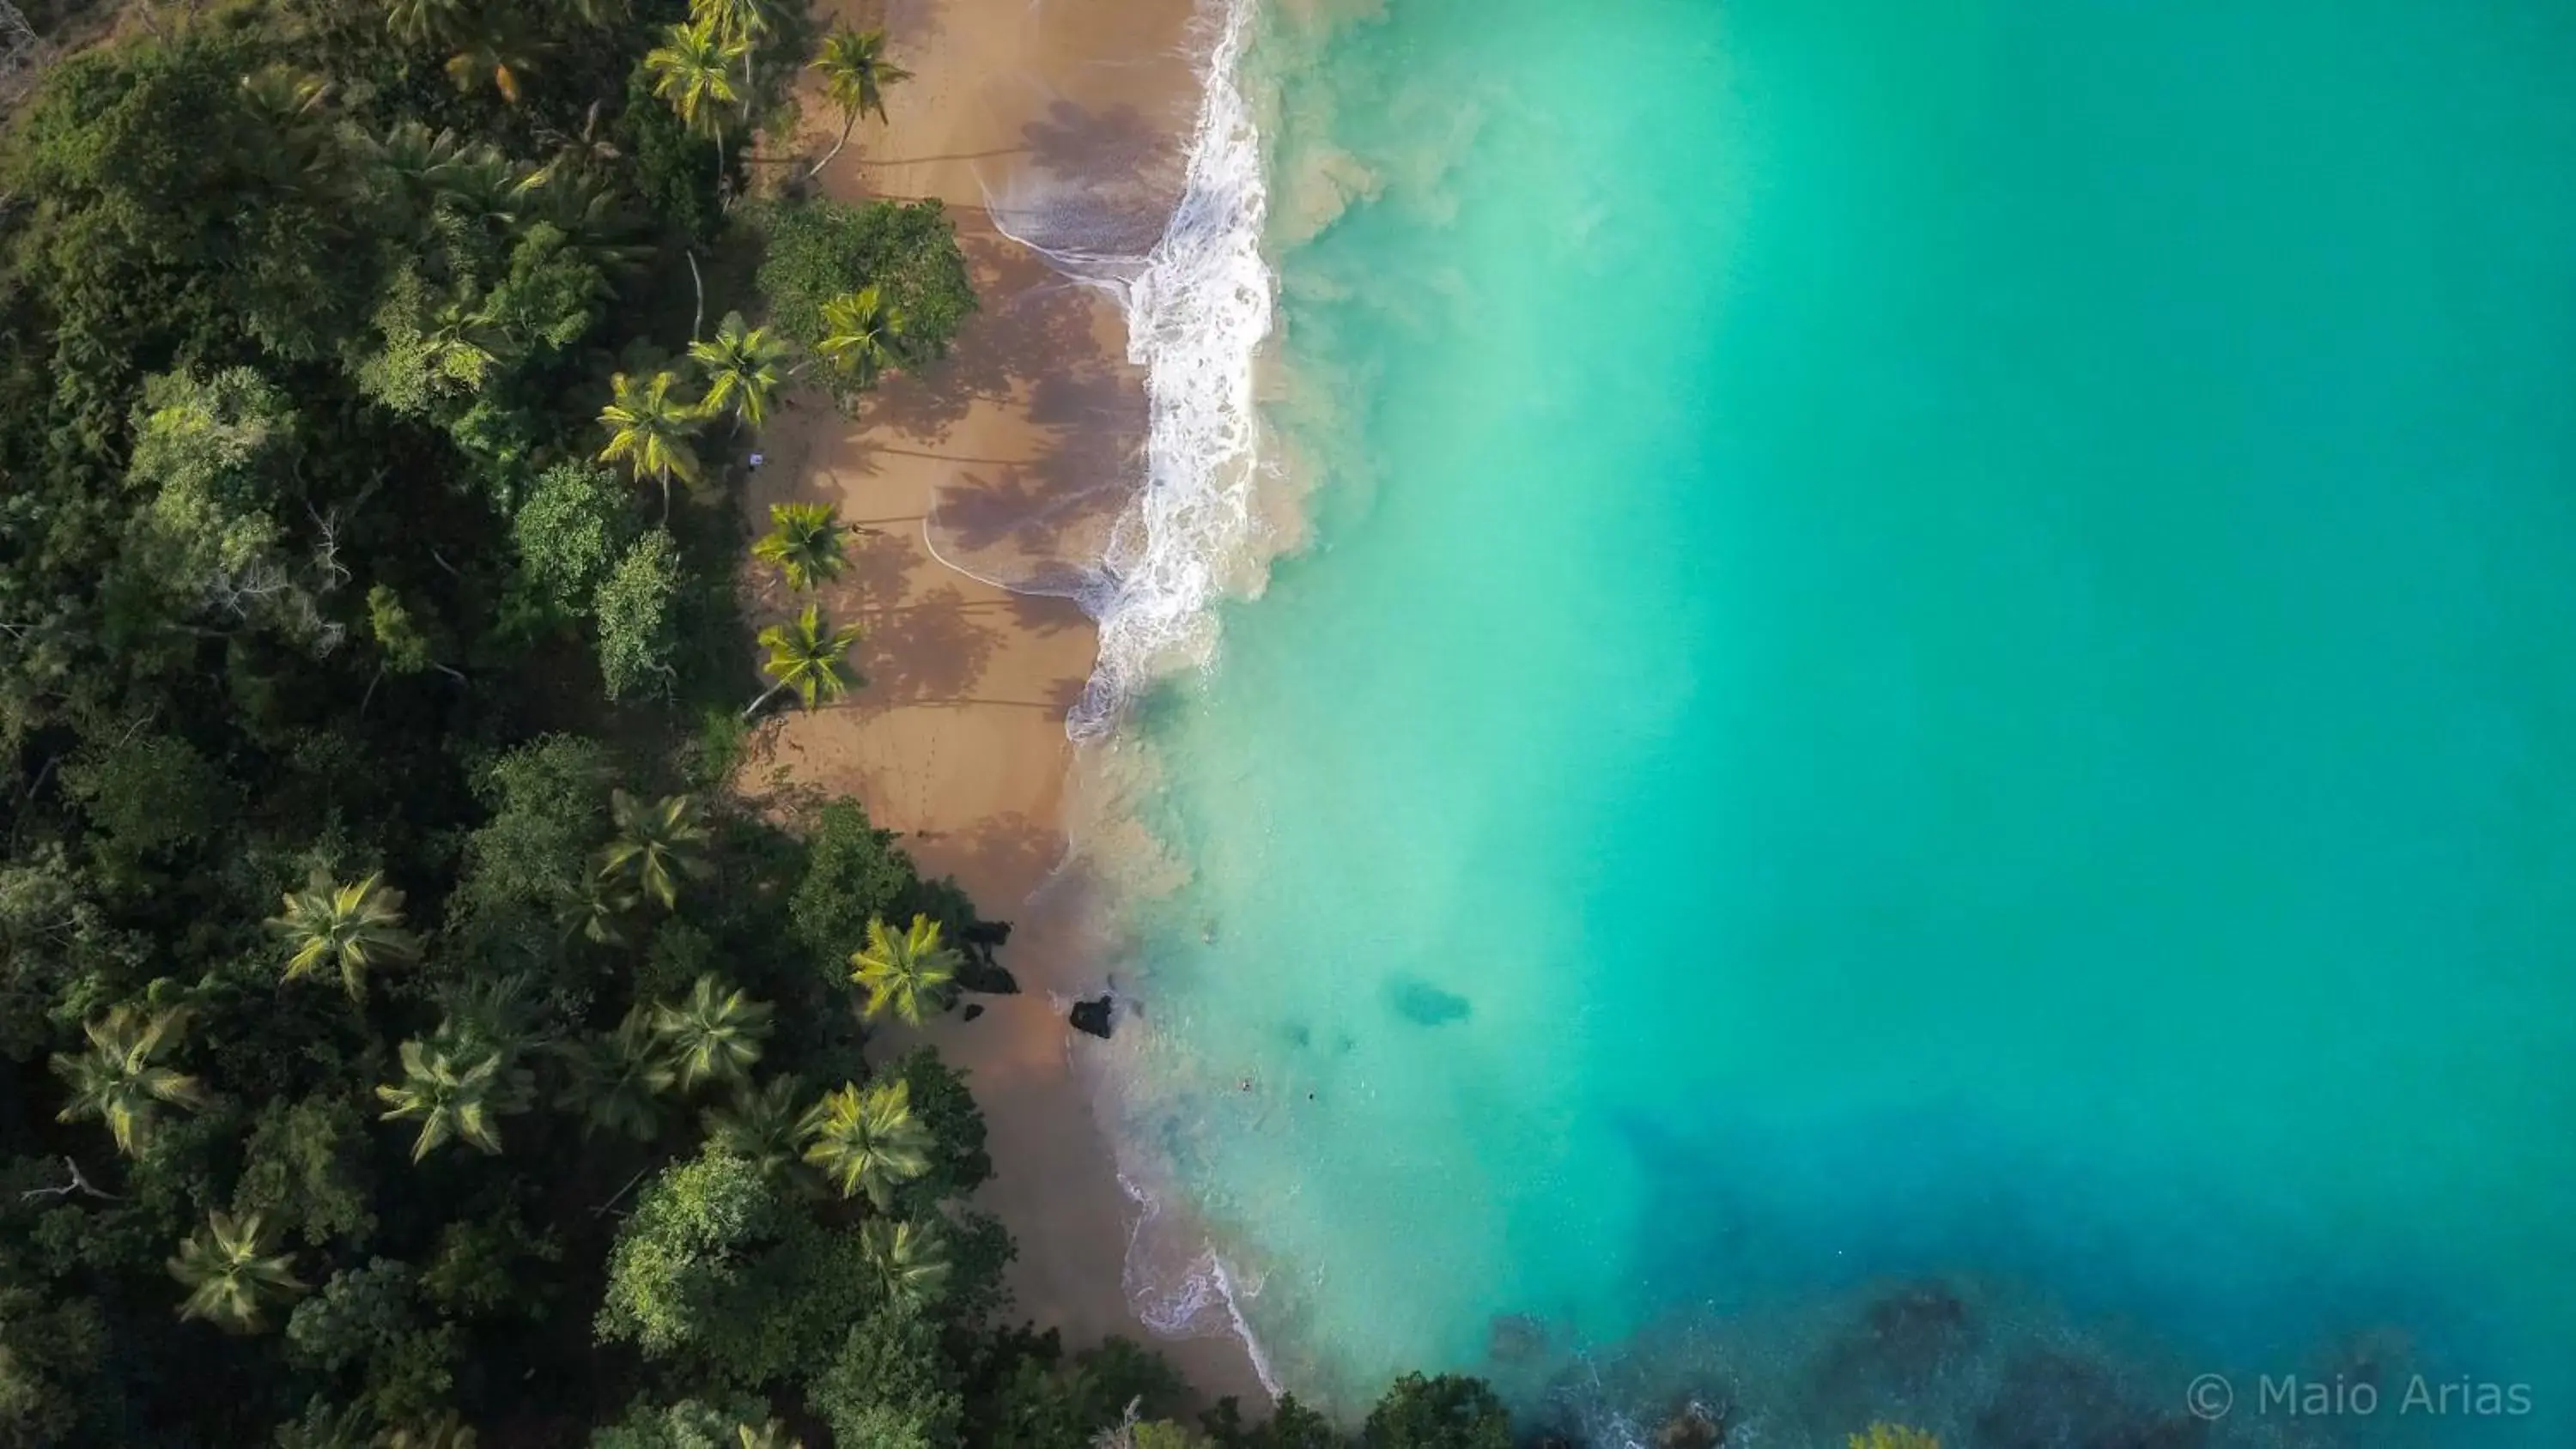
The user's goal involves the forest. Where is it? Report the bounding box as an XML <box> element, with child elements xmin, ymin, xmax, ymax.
<box><xmin>0</xmin><ymin>0</ymin><xmax>1527</xmax><ymax>1442</ymax></box>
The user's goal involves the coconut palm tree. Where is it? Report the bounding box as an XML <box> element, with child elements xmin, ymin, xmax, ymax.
<box><xmin>644</xmin><ymin>18</ymin><xmax>749</xmax><ymax>173</ymax></box>
<box><xmin>383</xmin><ymin>1412</ymin><xmax>480</xmax><ymax>1449</ymax></box>
<box><xmin>443</xmin><ymin>10</ymin><xmax>545</xmax><ymax>104</ymax></box>
<box><xmin>860</xmin><ymin>1218</ymin><xmax>951</xmax><ymax>1308</ymax></box>
<box><xmin>745</xmin><ymin>605</ymin><xmax>866</xmax><ymax>718</ymax></box>
<box><xmin>696</xmin><ymin>0</ymin><xmax>778</xmax><ymax>94</ymax></box>
<box><xmin>689</xmin><ymin>312</ymin><xmax>790</xmax><ymax>433</ymax></box>
<box><xmin>651</xmin><ymin>974</ymin><xmax>774</xmax><ymax>1090</ymax></box>
<box><xmin>596</xmin><ymin>789</ymin><xmax>712</xmax><ymax>911</ymax></box>
<box><xmin>814</xmin><ymin>285</ymin><xmax>906</xmax><ymax>390</ymax></box>
<box><xmin>734</xmin><ymin>1422</ymin><xmax>802</xmax><ymax>1449</ymax></box>
<box><xmin>701</xmin><ymin>1073</ymin><xmax>807</xmax><ymax>1175</ymax></box>
<box><xmin>168</xmin><ymin>1211</ymin><xmax>305</xmax><ymax>1332</ymax></box>
<box><xmin>597</xmin><ymin>370</ymin><xmax>704</xmax><ymax>523</ymax></box>
<box><xmin>555</xmin><ymin>1008</ymin><xmax>676</xmax><ymax>1142</ymax></box>
<box><xmin>50</xmin><ymin>1006</ymin><xmax>210</xmax><ymax>1157</ymax></box>
<box><xmin>558</xmin><ymin>872</ymin><xmax>641</xmax><ymax>946</ymax></box>
<box><xmin>750</xmin><ymin>501</ymin><xmax>845</xmax><ymax>591</ymax></box>
<box><xmin>375</xmin><ymin>1040</ymin><xmax>516</xmax><ymax>1161</ymax></box>
<box><xmin>386</xmin><ymin>0</ymin><xmax>469</xmax><ymax>46</ymax></box>
<box><xmin>799</xmin><ymin>1078</ymin><xmax>932</xmax><ymax>1208</ymax></box>
<box><xmin>807</xmin><ymin>27</ymin><xmax>911</xmax><ymax>176</ymax></box>
<box><xmin>849</xmin><ymin>914</ymin><xmax>962</xmax><ymax>1027</ymax></box>
<box><xmin>268</xmin><ymin>870</ymin><xmax>422</xmax><ymax>1000</ymax></box>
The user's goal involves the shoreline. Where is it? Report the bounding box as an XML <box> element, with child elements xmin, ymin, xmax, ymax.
<box><xmin>743</xmin><ymin>0</ymin><xmax>1269</xmax><ymax>1407</ymax></box>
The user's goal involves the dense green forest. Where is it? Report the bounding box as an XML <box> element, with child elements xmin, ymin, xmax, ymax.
<box><xmin>0</xmin><ymin>0</ymin><xmax>1523</xmax><ymax>1443</ymax></box>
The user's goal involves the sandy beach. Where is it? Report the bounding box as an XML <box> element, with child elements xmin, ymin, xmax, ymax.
<box><xmin>740</xmin><ymin>0</ymin><xmax>1267</xmax><ymax>1404</ymax></box>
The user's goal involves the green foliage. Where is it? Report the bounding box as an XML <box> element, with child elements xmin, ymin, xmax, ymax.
<box><xmin>752</xmin><ymin>603</ymin><xmax>865</xmax><ymax>712</ymax></box>
<box><xmin>788</xmin><ymin>799</ymin><xmax>922</xmax><ymax>968</ymax></box>
<box><xmin>851</xmin><ymin>913</ymin><xmax>959</xmax><ymax>1026</ymax></box>
<box><xmin>597</xmin><ymin>530</ymin><xmax>687</xmax><ymax>700</ymax></box>
<box><xmin>48</xmin><ymin>1004</ymin><xmax>210</xmax><ymax>1156</ymax></box>
<box><xmin>459</xmin><ymin>734</ymin><xmax>616</xmax><ymax>918</ymax></box>
<box><xmin>754</xmin><ymin>197</ymin><xmax>976</xmax><ymax>364</ymax></box>
<box><xmin>368</xmin><ymin>585</ymin><xmax>440</xmax><ymax>674</ymax></box>
<box><xmin>1201</xmin><ymin>1396</ymin><xmax>1346</xmax><ymax>1449</ymax></box>
<box><xmin>590</xmin><ymin>1396</ymin><xmax>770</xmax><ymax>1449</ymax></box>
<box><xmin>61</xmin><ymin>730</ymin><xmax>232</xmax><ymax>859</ymax></box>
<box><xmin>750</xmin><ymin>501</ymin><xmax>846</xmax><ymax>591</ymax></box>
<box><xmin>0</xmin><ymin>1278</ymin><xmax>105</xmax><ymax>1448</ymax></box>
<box><xmin>269</xmin><ymin>870</ymin><xmax>423</xmax><ymax>999</ymax></box>
<box><xmin>652</xmin><ymin>973</ymin><xmax>775</xmax><ymax>1089</ymax></box>
<box><xmin>808</xmin><ymin>1301</ymin><xmax>964</xmax><ymax>1449</ymax></box>
<box><xmin>1358</xmin><ymin>1375</ymin><xmax>1512</xmax><ymax>1449</ymax></box>
<box><xmin>234</xmin><ymin>1094</ymin><xmax>379</xmax><ymax>1246</ymax></box>
<box><xmin>514</xmin><ymin>463</ymin><xmax>641</xmax><ymax>621</ymax></box>
<box><xmin>169</xmin><ymin>1211</ymin><xmax>307</xmax><ymax>1332</ymax></box>
<box><xmin>596</xmin><ymin>1149</ymin><xmax>873</xmax><ymax>1385</ymax></box>
<box><xmin>799</xmin><ymin>1078</ymin><xmax>932</xmax><ymax>1209</ymax></box>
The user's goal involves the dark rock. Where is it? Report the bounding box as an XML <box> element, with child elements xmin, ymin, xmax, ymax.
<box><xmin>961</xmin><ymin>1003</ymin><xmax>985</xmax><ymax>1022</ymax></box>
<box><xmin>1654</xmin><ymin>1401</ymin><xmax>1726</xmax><ymax>1449</ymax></box>
<box><xmin>1386</xmin><ymin>975</ymin><xmax>1472</xmax><ymax>1027</ymax></box>
<box><xmin>1069</xmin><ymin>995</ymin><xmax>1115</xmax><ymax>1040</ymax></box>
<box><xmin>958</xmin><ymin>960</ymin><xmax>1021</xmax><ymax>996</ymax></box>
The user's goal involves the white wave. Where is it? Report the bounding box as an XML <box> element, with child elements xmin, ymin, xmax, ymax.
<box><xmin>1066</xmin><ymin>0</ymin><xmax>1274</xmax><ymax>739</ymax></box>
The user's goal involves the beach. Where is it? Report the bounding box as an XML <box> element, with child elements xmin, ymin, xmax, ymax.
<box><xmin>740</xmin><ymin>0</ymin><xmax>1267</xmax><ymax>1404</ymax></box>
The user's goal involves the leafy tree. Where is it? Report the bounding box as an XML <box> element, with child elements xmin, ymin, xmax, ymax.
<box><xmin>816</xmin><ymin>283</ymin><xmax>907</xmax><ymax>391</ymax></box>
<box><xmin>62</xmin><ymin>730</ymin><xmax>232</xmax><ymax>860</ymax></box>
<box><xmin>49</xmin><ymin>1004</ymin><xmax>210</xmax><ymax>1156</ymax></box>
<box><xmin>589</xmin><ymin>1396</ymin><xmax>771</xmax><ymax>1449</ymax></box>
<box><xmin>788</xmin><ymin>799</ymin><xmax>925</xmax><ymax>967</ymax></box>
<box><xmin>652</xmin><ymin>973</ymin><xmax>775</xmax><ymax>1089</ymax></box>
<box><xmin>807</xmin><ymin>1301</ymin><xmax>963</xmax><ymax>1449</ymax></box>
<box><xmin>0</xmin><ymin>1278</ymin><xmax>106</xmax><ymax>1448</ymax></box>
<box><xmin>598</xmin><ymin>371</ymin><xmax>705</xmax><ymax>522</ymax></box>
<box><xmin>799</xmin><ymin>1078</ymin><xmax>932</xmax><ymax>1208</ymax></box>
<box><xmin>807</xmin><ymin>26</ymin><xmax>911</xmax><ymax>176</ymax></box>
<box><xmin>375</xmin><ymin>1040</ymin><xmax>521</xmax><ymax>1161</ymax></box>
<box><xmin>595</xmin><ymin>531</ymin><xmax>687</xmax><ymax>700</ymax></box>
<box><xmin>1357</xmin><ymin>1375</ymin><xmax>1510</xmax><ymax>1449</ymax></box>
<box><xmin>754</xmin><ymin>197</ymin><xmax>976</xmax><ymax>361</ymax></box>
<box><xmin>701</xmin><ymin>1073</ymin><xmax>808</xmax><ymax>1176</ymax></box>
<box><xmin>169</xmin><ymin>1211</ymin><xmax>306</xmax><ymax>1332</ymax></box>
<box><xmin>268</xmin><ymin>870</ymin><xmax>422</xmax><ymax>999</ymax></box>
<box><xmin>1200</xmin><ymin>1396</ymin><xmax>1345</xmax><ymax>1449</ymax></box>
<box><xmin>748</xmin><ymin>604</ymin><xmax>865</xmax><ymax>716</ymax></box>
<box><xmin>234</xmin><ymin>1094</ymin><xmax>379</xmax><ymax>1246</ymax></box>
<box><xmin>689</xmin><ymin>312</ymin><xmax>791</xmax><ymax>432</ymax></box>
<box><xmin>890</xmin><ymin>1047</ymin><xmax>993</xmax><ymax>1205</ymax></box>
<box><xmin>860</xmin><ymin>1218</ymin><xmax>949</xmax><ymax>1309</ymax></box>
<box><xmin>599</xmin><ymin>789</ymin><xmax>714</xmax><ymax>909</ymax></box>
<box><xmin>513</xmin><ymin>464</ymin><xmax>639</xmax><ymax>620</ymax></box>
<box><xmin>751</xmin><ymin>501</ymin><xmax>846</xmax><ymax>591</ymax></box>
<box><xmin>852</xmin><ymin>913</ymin><xmax>960</xmax><ymax>1026</ymax></box>
<box><xmin>558</xmin><ymin>1007</ymin><xmax>678</xmax><ymax>1141</ymax></box>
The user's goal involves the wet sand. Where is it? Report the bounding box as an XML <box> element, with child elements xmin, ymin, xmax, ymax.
<box><xmin>743</xmin><ymin>0</ymin><xmax>1267</xmax><ymax>1405</ymax></box>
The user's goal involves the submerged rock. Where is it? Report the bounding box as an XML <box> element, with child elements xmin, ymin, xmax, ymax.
<box><xmin>1386</xmin><ymin>975</ymin><xmax>1472</xmax><ymax>1027</ymax></box>
<box><xmin>1069</xmin><ymin>994</ymin><xmax>1115</xmax><ymax>1040</ymax></box>
<box><xmin>961</xmin><ymin>1003</ymin><xmax>985</xmax><ymax>1022</ymax></box>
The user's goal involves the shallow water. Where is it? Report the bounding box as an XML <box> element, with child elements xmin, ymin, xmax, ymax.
<box><xmin>1091</xmin><ymin>0</ymin><xmax>2576</xmax><ymax>1440</ymax></box>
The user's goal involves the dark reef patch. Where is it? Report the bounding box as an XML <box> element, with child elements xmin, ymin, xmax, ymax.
<box><xmin>1386</xmin><ymin>975</ymin><xmax>1472</xmax><ymax>1027</ymax></box>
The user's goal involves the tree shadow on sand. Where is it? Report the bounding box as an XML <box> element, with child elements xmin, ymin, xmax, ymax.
<box><xmin>850</xmin><ymin>584</ymin><xmax>1000</xmax><ymax>709</ymax></box>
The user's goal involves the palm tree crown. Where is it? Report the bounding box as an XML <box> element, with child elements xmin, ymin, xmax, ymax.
<box><xmin>169</xmin><ymin>1211</ymin><xmax>305</xmax><ymax>1332</ymax></box>
<box><xmin>375</xmin><ymin>1038</ymin><xmax>519</xmax><ymax>1162</ymax></box>
<box><xmin>597</xmin><ymin>371</ymin><xmax>705</xmax><ymax>523</ymax></box>
<box><xmin>555</xmin><ymin>1007</ymin><xmax>677</xmax><ymax>1142</ymax></box>
<box><xmin>596</xmin><ymin>789</ymin><xmax>713</xmax><ymax>910</ymax></box>
<box><xmin>701</xmin><ymin>1073</ymin><xmax>807</xmax><ymax>1175</ymax></box>
<box><xmin>849</xmin><ymin>913</ymin><xmax>961</xmax><ymax>1026</ymax></box>
<box><xmin>268</xmin><ymin>870</ymin><xmax>422</xmax><ymax>999</ymax></box>
<box><xmin>751</xmin><ymin>605</ymin><xmax>866</xmax><ymax>715</ymax></box>
<box><xmin>644</xmin><ymin>18</ymin><xmax>748</xmax><ymax>138</ymax></box>
<box><xmin>813</xmin><ymin>27</ymin><xmax>909</xmax><ymax>126</ymax></box>
<box><xmin>860</xmin><ymin>1217</ymin><xmax>951</xmax><ymax>1308</ymax></box>
<box><xmin>815</xmin><ymin>285</ymin><xmax>907</xmax><ymax>390</ymax></box>
<box><xmin>689</xmin><ymin>312</ymin><xmax>790</xmax><ymax>432</ymax></box>
<box><xmin>50</xmin><ymin>1005</ymin><xmax>211</xmax><ymax>1157</ymax></box>
<box><xmin>799</xmin><ymin>1077</ymin><xmax>932</xmax><ymax>1208</ymax></box>
<box><xmin>750</xmin><ymin>502</ymin><xmax>846</xmax><ymax>591</ymax></box>
<box><xmin>650</xmin><ymin>974</ymin><xmax>775</xmax><ymax>1090</ymax></box>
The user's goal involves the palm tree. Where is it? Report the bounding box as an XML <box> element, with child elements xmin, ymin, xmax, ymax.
<box><xmin>745</xmin><ymin>605</ymin><xmax>866</xmax><ymax>718</ymax></box>
<box><xmin>443</xmin><ymin>10</ymin><xmax>544</xmax><ymax>104</ymax></box>
<box><xmin>374</xmin><ymin>1040</ymin><xmax>514</xmax><ymax>1161</ymax></box>
<box><xmin>815</xmin><ymin>285</ymin><xmax>907</xmax><ymax>390</ymax></box>
<box><xmin>644</xmin><ymin>18</ymin><xmax>749</xmax><ymax>173</ymax></box>
<box><xmin>807</xmin><ymin>27</ymin><xmax>911</xmax><ymax>177</ymax></box>
<box><xmin>850</xmin><ymin>913</ymin><xmax>961</xmax><ymax>1026</ymax></box>
<box><xmin>597</xmin><ymin>371</ymin><xmax>704</xmax><ymax>523</ymax></box>
<box><xmin>689</xmin><ymin>312</ymin><xmax>790</xmax><ymax>433</ymax></box>
<box><xmin>750</xmin><ymin>501</ymin><xmax>845</xmax><ymax>591</ymax></box>
<box><xmin>168</xmin><ymin>1212</ymin><xmax>305</xmax><ymax>1332</ymax></box>
<box><xmin>701</xmin><ymin>1073</ymin><xmax>806</xmax><ymax>1175</ymax></box>
<box><xmin>50</xmin><ymin>1006</ymin><xmax>210</xmax><ymax>1157</ymax></box>
<box><xmin>696</xmin><ymin>0</ymin><xmax>777</xmax><ymax>95</ymax></box>
<box><xmin>383</xmin><ymin>1413</ymin><xmax>480</xmax><ymax>1449</ymax></box>
<box><xmin>735</xmin><ymin>1423</ymin><xmax>802</xmax><ymax>1449</ymax></box>
<box><xmin>558</xmin><ymin>872</ymin><xmax>641</xmax><ymax>946</ymax></box>
<box><xmin>799</xmin><ymin>1078</ymin><xmax>932</xmax><ymax>1209</ymax></box>
<box><xmin>860</xmin><ymin>1218</ymin><xmax>951</xmax><ymax>1308</ymax></box>
<box><xmin>595</xmin><ymin>789</ymin><xmax>712</xmax><ymax>911</ymax></box>
<box><xmin>268</xmin><ymin>870</ymin><xmax>422</xmax><ymax>1000</ymax></box>
<box><xmin>386</xmin><ymin>0</ymin><xmax>469</xmax><ymax>46</ymax></box>
<box><xmin>650</xmin><ymin>974</ymin><xmax>775</xmax><ymax>1090</ymax></box>
<box><xmin>555</xmin><ymin>1008</ymin><xmax>676</xmax><ymax>1142</ymax></box>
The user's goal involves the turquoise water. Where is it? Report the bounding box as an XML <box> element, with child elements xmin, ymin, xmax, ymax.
<box><xmin>1098</xmin><ymin>0</ymin><xmax>2576</xmax><ymax>1440</ymax></box>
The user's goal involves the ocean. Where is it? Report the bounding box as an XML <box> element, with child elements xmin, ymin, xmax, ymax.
<box><xmin>1070</xmin><ymin>0</ymin><xmax>2576</xmax><ymax>1441</ymax></box>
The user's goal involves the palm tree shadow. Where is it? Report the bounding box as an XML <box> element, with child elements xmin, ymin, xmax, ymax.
<box><xmin>853</xmin><ymin>584</ymin><xmax>999</xmax><ymax>708</ymax></box>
